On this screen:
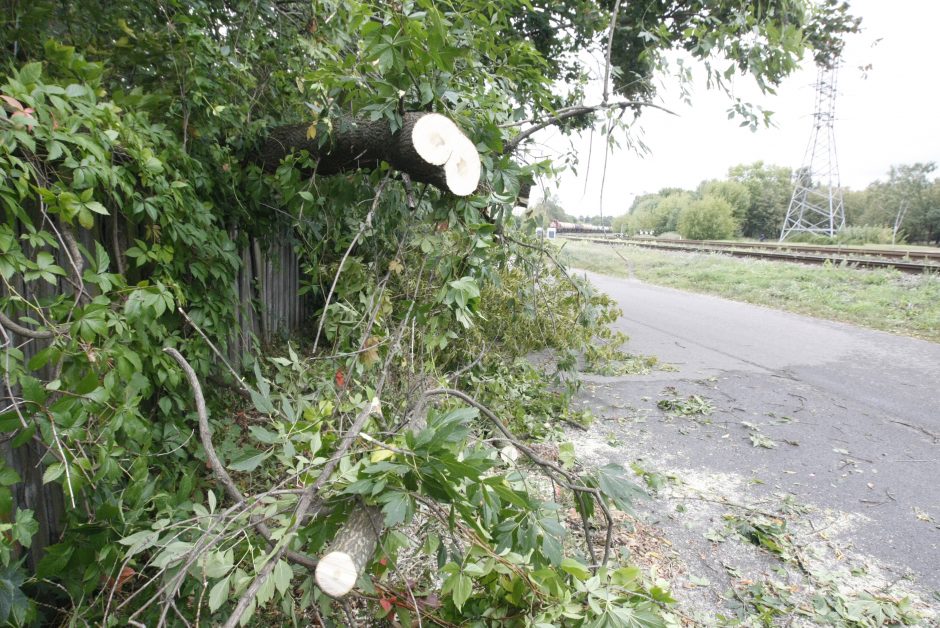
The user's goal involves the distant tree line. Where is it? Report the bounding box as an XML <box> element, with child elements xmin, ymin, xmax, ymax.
<box><xmin>605</xmin><ymin>161</ymin><xmax>940</xmax><ymax>243</ymax></box>
<box><xmin>528</xmin><ymin>193</ymin><xmax>613</xmax><ymax>227</ymax></box>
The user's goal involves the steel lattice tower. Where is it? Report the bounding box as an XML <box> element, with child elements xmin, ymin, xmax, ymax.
<box><xmin>780</xmin><ymin>64</ymin><xmax>845</xmax><ymax>240</ymax></box>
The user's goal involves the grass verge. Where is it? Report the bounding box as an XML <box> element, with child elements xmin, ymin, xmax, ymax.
<box><xmin>556</xmin><ymin>238</ymin><xmax>940</xmax><ymax>343</ymax></box>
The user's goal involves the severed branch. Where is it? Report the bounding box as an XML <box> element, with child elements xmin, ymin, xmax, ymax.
<box><xmin>258</xmin><ymin>112</ymin><xmax>480</xmax><ymax>196</ymax></box>
<box><xmin>162</xmin><ymin>347</ymin><xmax>320</xmax><ymax>570</ymax></box>
<box><xmin>314</xmin><ymin>503</ymin><xmax>385</xmax><ymax>598</ymax></box>
<box><xmin>314</xmin><ymin>392</ymin><xmax>429</xmax><ymax>599</ymax></box>
<box><xmin>0</xmin><ymin>310</ymin><xmax>61</xmax><ymax>340</ymax></box>
<box><xmin>222</xmin><ymin>395</ymin><xmax>384</xmax><ymax>628</ymax></box>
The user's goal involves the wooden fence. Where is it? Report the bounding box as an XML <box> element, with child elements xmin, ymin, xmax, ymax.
<box><xmin>1</xmin><ymin>216</ymin><xmax>310</xmax><ymax>568</ymax></box>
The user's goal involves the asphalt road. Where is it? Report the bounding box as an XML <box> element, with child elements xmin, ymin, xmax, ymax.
<box><xmin>574</xmin><ymin>270</ymin><xmax>940</xmax><ymax>590</ymax></box>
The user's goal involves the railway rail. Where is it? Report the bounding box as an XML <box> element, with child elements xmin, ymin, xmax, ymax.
<box><xmin>561</xmin><ymin>235</ymin><xmax>940</xmax><ymax>274</ymax></box>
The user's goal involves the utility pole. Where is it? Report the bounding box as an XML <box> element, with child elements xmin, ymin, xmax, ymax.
<box><xmin>780</xmin><ymin>63</ymin><xmax>845</xmax><ymax>240</ymax></box>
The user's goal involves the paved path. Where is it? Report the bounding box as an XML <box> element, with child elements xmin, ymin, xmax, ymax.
<box><xmin>573</xmin><ymin>271</ymin><xmax>940</xmax><ymax>590</ymax></box>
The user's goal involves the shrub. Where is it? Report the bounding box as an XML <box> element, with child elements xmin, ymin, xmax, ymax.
<box><xmin>677</xmin><ymin>195</ymin><xmax>739</xmax><ymax>240</ymax></box>
<box><xmin>835</xmin><ymin>225</ymin><xmax>900</xmax><ymax>245</ymax></box>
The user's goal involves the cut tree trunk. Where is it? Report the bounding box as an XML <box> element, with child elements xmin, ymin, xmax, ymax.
<box><xmin>258</xmin><ymin>112</ymin><xmax>480</xmax><ymax>196</ymax></box>
<box><xmin>313</xmin><ymin>394</ymin><xmax>430</xmax><ymax>598</ymax></box>
<box><xmin>314</xmin><ymin>505</ymin><xmax>386</xmax><ymax>598</ymax></box>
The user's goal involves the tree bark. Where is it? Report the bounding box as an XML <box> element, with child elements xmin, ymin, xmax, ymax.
<box><xmin>314</xmin><ymin>505</ymin><xmax>385</xmax><ymax>599</ymax></box>
<box><xmin>313</xmin><ymin>393</ymin><xmax>429</xmax><ymax>598</ymax></box>
<box><xmin>258</xmin><ymin>112</ymin><xmax>453</xmax><ymax>192</ymax></box>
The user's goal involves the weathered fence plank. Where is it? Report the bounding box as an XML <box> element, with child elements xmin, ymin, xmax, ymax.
<box><xmin>1</xmin><ymin>219</ymin><xmax>310</xmax><ymax>566</ymax></box>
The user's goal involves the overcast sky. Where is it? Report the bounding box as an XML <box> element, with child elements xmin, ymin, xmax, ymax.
<box><xmin>530</xmin><ymin>0</ymin><xmax>940</xmax><ymax>218</ymax></box>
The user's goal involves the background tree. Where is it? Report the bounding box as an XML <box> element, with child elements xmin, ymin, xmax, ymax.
<box><xmin>727</xmin><ymin>161</ymin><xmax>794</xmax><ymax>238</ymax></box>
<box><xmin>625</xmin><ymin>189</ymin><xmax>693</xmax><ymax>235</ymax></box>
<box><xmin>677</xmin><ymin>195</ymin><xmax>739</xmax><ymax>240</ymax></box>
<box><xmin>698</xmin><ymin>179</ymin><xmax>751</xmax><ymax>232</ymax></box>
<box><xmin>529</xmin><ymin>192</ymin><xmax>575</xmax><ymax>226</ymax></box>
<box><xmin>854</xmin><ymin>163</ymin><xmax>939</xmax><ymax>243</ymax></box>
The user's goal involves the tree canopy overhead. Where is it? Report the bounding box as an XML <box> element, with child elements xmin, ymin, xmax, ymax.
<box><xmin>1</xmin><ymin>1</ymin><xmax>860</xmax><ymax>624</ymax></box>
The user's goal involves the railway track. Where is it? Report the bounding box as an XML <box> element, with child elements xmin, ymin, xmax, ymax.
<box><xmin>561</xmin><ymin>235</ymin><xmax>940</xmax><ymax>274</ymax></box>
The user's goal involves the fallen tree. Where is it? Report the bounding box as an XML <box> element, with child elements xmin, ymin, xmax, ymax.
<box><xmin>258</xmin><ymin>112</ymin><xmax>482</xmax><ymax>196</ymax></box>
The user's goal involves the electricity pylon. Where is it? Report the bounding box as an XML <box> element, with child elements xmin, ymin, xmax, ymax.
<box><xmin>780</xmin><ymin>63</ymin><xmax>845</xmax><ymax>240</ymax></box>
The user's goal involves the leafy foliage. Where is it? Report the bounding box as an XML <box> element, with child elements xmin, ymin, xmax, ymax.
<box><xmin>0</xmin><ymin>0</ymin><xmax>859</xmax><ymax>624</ymax></box>
<box><xmin>677</xmin><ymin>195</ymin><xmax>739</xmax><ymax>240</ymax></box>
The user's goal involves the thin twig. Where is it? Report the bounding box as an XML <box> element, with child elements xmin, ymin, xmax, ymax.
<box><xmin>313</xmin><ymin>176</ymin><xmax>391</xmax><ymax>353</ymax></box>
<box><xmin>502</xmin><ymin>100</ymin><xmax>675</xmax><ymax>152</ymax></box>
<box><xmin>162</xmin><ymin>347</ymin><xmax>319</xmax><ymax>569</ymax></box>
<box><xmin>177</xmin><ymin>307</ymin><xmax>251</xmax><ymax>394</ymax></box>
<box><xmin>602</xmin><ymin>0</ymin><xmax>623</xmax><ymax>104</ymax></box>
<box><xmin>0</xmin><ymin>310</ymin><xmax>60</xmax><ymax>339</ymax></box>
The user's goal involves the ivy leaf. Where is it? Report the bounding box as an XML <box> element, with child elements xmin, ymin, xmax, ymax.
<box><xmin>0</xmin><ymin>565</ymin><xmax>29</xmax><ymax>626</ymax></box>
<box><xmin>11</xmin><ymin>509</ymin><xmax>38</xmax><ymax>547</ymax></box>
<box><xmin>77</xmin><ymin>207</ymin><xmax>94</xmax><ymax>229</ymax></box>
<box><xmin>84</xmin><ymin>201</ymin><xmax>109</xmax><ymax>215</ymax></box>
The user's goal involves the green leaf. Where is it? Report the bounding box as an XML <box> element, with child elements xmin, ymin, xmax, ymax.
<box><xmin>249</xmin><ymin>390</ymin><xmax>277</xmax><ymax>415</ymax></box>
<box><xmin>201</xmin><ymin>549</ymin><xmax>233</xmax><ymax>578</ymax></box>
<box><xmin>0</xmin><ymin>468</ymin><xmax>20</xmax><ymax>487</ymax></box>
<box><xmin>152</xmin><ymin>541</ymin><xmax>193</xmax><ymax>569</ymax></box>
<box><xmin>42</xmin><ymin>463</ymin><xmax>64</xmax><ymax>484</ymax></box>
<box><xmin>228</xmin><ymin>450</ymin><xmax>270</xmax><ymax>472</ymax></box>
<box><xmin>248</xmin><ymin>425</ymin><xmax>279</xmax><ymax>444</ymax></box>
<box><xmin>85</xmin><ymin>201</ymin><xmax>109</xmax><ymax>215</ymax></box>
<box><xmin>595</xmin><ymin>464</ymin><xmax>646</xmax><ymax>513</ymax></box>
<box><xmin>208</xmin><ymin>575</ymin><xmax>231</xmax><ymax>613</ymax></box>
<box><xmin>19</xmin><ymin>62</ymin><xmax>43</xmax><ymax>84</ymax></box>
<box><xmin>78</xmin><ymin>207</ymin><xmax>94</xmax><ymax>229</ymax></box>
<box><xmin>559</xmin><ymin>557</ymin><xmax>590</xmax><ymax>581</ymax></box>
<box><xmin>11</xmin><ymin>509</ymin><xmax>38</xmax><ymax>547</ymax></box>
<box><xmin>120</xmin><ymin>530</ymin><xmax>160</xmax><ymax>558</ymax></box>
<box><xmin>451</xmin><ymin>573</ymin><xmax>472</xmax><ymax>611</ymax></box>
<box><xmin>379</xmin><ymin>492</ymin><xmax>412</xmax><ymax>526</ymax></box>
<box><xmin>36</xmin><ymin>543</ymin><xmax>73</xmax><ymax>577</ymax></box>
<box><xmin>558</xmin><ymin>442</ymin><xmax>576</xmax><ymax>469</ymax></box>
<box><xmin>0</xmin><ymin>564</ymin><xmax>29</xmax><ymax>625</ymax></box>
<box><xmin>273</xmin><ymin>560</ymin><xmax>292</xmax><ymax>596</ymax></box>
